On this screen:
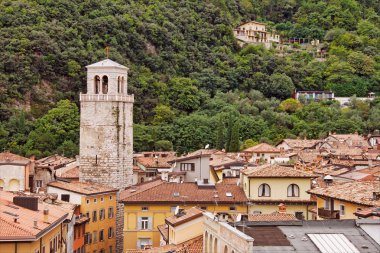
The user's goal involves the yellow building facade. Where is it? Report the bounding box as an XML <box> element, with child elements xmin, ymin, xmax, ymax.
<box><xmin>82</xmin><ymin>193</ymin><xmax>117</xmax><ymax>253</ymax></box>
<box><xmin>123</xmin><ymin>204</ymin><xmax>246</xmax><ymax>249</ymax></box>
<box><xmin>120</xmin><ymin>180</ymin><xmax>248</xmax><ymax>250</ymax></box>
<box><xmin>241</xmin><ymin>164</ymin><xmax>316</xmax><ymax>219</ymax></box>
<box><xmin>47</xmin><ymin>181</ymin><xmax>118</xmax><ymax>253</ymax></box>
<box><xmin>0</xmin><ymin>224</ymin><xmax>66</xmax><ymax>253</ymax></box>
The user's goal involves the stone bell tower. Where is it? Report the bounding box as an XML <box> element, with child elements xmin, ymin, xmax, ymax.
<box><xmin>79</xmin><ymin>59</ymin><xmax>134</xmax><ymax>253</ymax></box>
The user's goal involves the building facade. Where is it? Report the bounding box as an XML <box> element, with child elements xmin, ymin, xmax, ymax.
<box><xmin>0</xmin><ymin>151</ymin><xmax>32</xmax><ymax>192</ymax></box>
<box><xmin>79</xmin><ymin>59</ymin><xmax>134</xmax><ymax>253</ymax></box>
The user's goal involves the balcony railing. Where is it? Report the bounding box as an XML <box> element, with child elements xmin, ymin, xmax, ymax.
<box><xmin>318</xmin><ymin>208</ymin><xmax>340</xmax><ymax>219</ymax></box>
<box><xmin>80</xmin><ymin>93</ymin><xmax>134</xmax><ymax>103</ymax></box>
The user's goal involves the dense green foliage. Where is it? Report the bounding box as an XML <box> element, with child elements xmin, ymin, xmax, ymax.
<box><xmin>0</xmin><ymin>0</ymin><xmax>379</xmax><ymax>156</ymax></box>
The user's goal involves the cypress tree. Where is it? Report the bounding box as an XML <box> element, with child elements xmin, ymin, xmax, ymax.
<box><xmin>229</xmin><ymin>121</ymin><xmax>240</xmax><ymax>152</ymax></box>
<box><xmin>225</xmin><ymin>113</ymin><xmax>233</xmax><ymax>151</ymax></box>
<box><xmin>215</xmin><ymin>116</ymin><xmax>224</xmax><ymax>150</ymax></box>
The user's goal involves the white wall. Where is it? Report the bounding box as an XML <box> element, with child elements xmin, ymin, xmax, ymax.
<box><xmin>0</xmin><ymin>164</ymin><xmax>25</xmax><ymax>191</ymax></box>
<box><xmin>46</xmin><ymin>186</ymin><xmax>83</xmax><ymax>205</ymax></box>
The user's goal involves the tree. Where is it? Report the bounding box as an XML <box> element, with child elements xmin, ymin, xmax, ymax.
<box><xmin>154</xmin><ymin>140</ymin><xmax>173</xmax><ymax>151</ymax></box>
<box><xmin>240</xmin><ymin>139</ymin><xmax>257</xmax><ymax>150</ymax></box>
<box><xmin>215</xmin><ymin>116</ymin><xmax>225</xmax><ymax>150</ymax></box>
<box><xmin>266</xmin><ymin>73</ymin><xmax>295</xmax><ymax>99</ymax></box>
<box><xmin>228</xmin><ymin>122</ymin><xmax>240</xmax><ymax>152</ymax></box>
<box><xmin>279</xmin><ymin>98</ymin><xmax>302</xmax><ymax>112</ymax></box>
<box><xmin>168</xmin><ymin>77</ymin><xmax>201</xmax><ymax>112</ymax></box>
<box><xmin>225</xmin><ymin>113</ymin><xmax>234</xmax><ymax>151</ymax></box>
<box><xmin>152</xmin><ymin>104</ymin><xmax>175</xmax><ymax>125</ymax></box>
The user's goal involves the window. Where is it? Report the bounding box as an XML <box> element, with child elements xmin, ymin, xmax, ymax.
<box><xmin>102</xmin><ymin>76</ymin><xmax>108</xmax><ymax>94</ymax></box>
<box><xmin>92</xmin><ymin>211</ymin><xmax>97</xmax><ymax>222</ymax></box>
<box><xmin>138</xmin><ymin>238</ymin><xmax>152</xmax><ymax>250</ymax></box>
<box><xmin>180</xmin><ymin>163</ymin><xmax>195</xmax><ymax>171</ymax></box>
<box><xmin>99</xmin><ymin>249</ymin><xmax>105</xmax><ymax>253</ymax></box>
<box><xmin>42</xmin><ymin>246</ymin><xmax>45</xmax><ymax>253</ymax></box>
<box><xmin>170</xmin><ymin>206</ymin><xmax>177</xmax><ymax>213</ymax></box>
<box><xmin>287</xmin><ymin>184</ymin><xmax>300</xmax><ymax>197</ymax></box>
<box><xmin>258</xmin><ymin>184</ymin><xmax>271</xmax><ymax>197</ymax></box>
<box><xmin>100</xmin><ymin>197</ymin><xmax>104</xmax><ymax>202</ymax></box>
<box><xmin>108</xmin><ymin>207</ymin><xmax>114</xmax><ymax>218</ymax></box>
<box><xmin>229</xmin><ymin>206</ymin><xmax>236</xmax><ymax>211</ymax></box>
<box><xmin>200</xmin><ymin>206</ymin><xmax>207</xmax><ymax>210</ymax></box>
<box><xmin>36</xmin><ymin>180</ymin><xmax>43</xmax><ymax>187</ymax></box>
<box><xmin>324</xmin><ymin>199</ymin><xmax>330</xmax><ymax>210</ymax></box>
<box><xmin>340</xmin><ymin>205</ymin><xmax>345</xmax><ymax>216</ymax></box>
<box><xmin>84</xmin><ymin>233</ymin><xmax>92</xmax><ymax>244</ymax></box>
<box><xmin>99</xmin><ymin>229</ymin><xmax>104</xmax><ymax>241</ymax></box>
<box><xmin>109</xmin><ymin>195</ymin><xmax>113</xmax><ymax>200</ymax></box>
<box><xmin>100</xmin><ymin>209</ymin><xmax>105</xmax><ymax>220</ymax></box>
<box><xmin>93</xmin><ymin>231</ymin><xmax>97</xmax><ymax>243</ymax></box>
<box><xmin>109</xmin><ymin>246</ymin><xmax>113</xmax><ymax>253</ymax></box>
<box><xmin>94</xmin><ymin>198</ymin><xmax>97</xmax><ymax>203</ymax></box>
<box><xmin>86</xmin><ymin>199</ymin><xmax>90</xmax><ymax>204</ymax></box>
<box><xmin>142</xmin><ymin>207</ymin><xmax>148</xmax><ymax>212</ymax></box>
<box><xmin>108</xmin><ymin>227</ymin><xmax>114</xmax><ymax>238</ymax></box>
<box><xmin>61</xmin><ymin>194</ymin><xmax>70</xmax><ymax>202</ymax></box>
<box><xmin>74</xmin><ymin>226</ymin><xmax>77</xmax><ymax>240</ymax></box>
<box><xmin>86</xmin><ymin>212</ymin><xmax>90</xmax><ymax>222</ymax></box>
<box><xmin>139</xmin><ymin>217</ymin><xmax>150</xmax><ymax>230</ymax></box>
<box><xmin>94</xmin><ymin>75</ymin><xmax>100</xmax><ymax>94</ymax></box>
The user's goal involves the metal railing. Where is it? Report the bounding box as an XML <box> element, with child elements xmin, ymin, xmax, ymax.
<box><xmin>79</xmin><ymin>93</ymin><xmax>134</xmax><ymax>102</ymax></box>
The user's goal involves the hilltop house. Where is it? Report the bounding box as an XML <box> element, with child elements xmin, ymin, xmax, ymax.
<box><xmin>234</xmin><ymin>21</ymin><xmax>280</xmax><ymax>49</ymax></box>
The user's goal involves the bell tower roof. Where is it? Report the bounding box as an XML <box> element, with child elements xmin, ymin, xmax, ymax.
<box><xmin>86</xmin><ymin>59</ymin><xmax>129</xmax><ymax>70</ymax></box>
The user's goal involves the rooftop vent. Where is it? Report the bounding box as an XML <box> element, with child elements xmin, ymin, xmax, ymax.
<box><xmin>13</xmin><ymin>196</ymin><xmax>38</xmax><ymax>211</ymax></box>
<box><xmin>323</xmin><ymin>175</ymin><xmax>333</xmax><ymax>185</ymax></box>
<box><xmin>226</xmin><ymin>192</ymin><xmax>233</xmax><ymax>197</ymax></box>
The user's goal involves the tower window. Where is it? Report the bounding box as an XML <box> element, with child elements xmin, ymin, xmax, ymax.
<box><xmin>117</xmin><ymin>77</ymin><xmax>121</xmax><ymax>93</ymax></box>
<box><xmin>102</xmin><ymin>76</ymin><xmax>108</xmax><ymax>94</ymax></box>
<box><xmin>121</xmin><ymin>76</ymin><xmax>125</xmax><ymax>93</ymax></box>
<box><xmin>94</xmin><ymin>75</ymin><xmax>100</xmax><ymax>94</ymax></box>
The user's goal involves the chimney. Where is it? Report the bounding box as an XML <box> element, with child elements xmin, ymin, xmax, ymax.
<box><xmin>33</xmin><ymin>220</ymin><xmax>38</xmax><ymax>228</ymax></box>
<box><xmin>278</xmin><ymin>203</ymin><xmax>286</xmax><ymax>213</ymax></box>
<box><xmin>43</xmin><ymin>208</ymin><xmax>49</xmax><ymax>223</ymax></box>
<box><xmin>323</xmin><ymin>175</ymin><xmax>333</xmax><ymax>186</ymax></box>
<box><xmin>13</xmin><ymin>196</ymin><xmax>38</xmax><ymax>211</ymax></box>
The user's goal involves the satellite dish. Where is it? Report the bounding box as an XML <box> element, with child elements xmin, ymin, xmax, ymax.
<box><xmin>236</xmin><ymin>213</ymin><xmax>242</xmax><ymax>222</ymax></box>
<box><xmin>174</xmin><ymin>206</ymin><xmax>180</xmax><ymax>215</ymax></box>
<box><xmin>205</xmin><ymin>144</ymin><xmax>210</xmax><ymax>149</ymax></box>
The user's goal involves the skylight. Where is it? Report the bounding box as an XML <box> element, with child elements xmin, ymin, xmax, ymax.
<box><xmin>226</xmin><ymin>192</ymin><xmax>233</xmax><ymax>197</ymax></box>
<box><xmin>173</xmin><ymin>192</ymin><xmax>180</xmax><ymax>197</ymax></box>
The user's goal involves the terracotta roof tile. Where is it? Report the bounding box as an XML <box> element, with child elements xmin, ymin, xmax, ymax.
<box><xmin>170</xmin><ymin>149</ymin><xmax>219</xmax><ymax>162</ymax></box>
<box><xmin>308</xmin><ymin>181</ymin><xmax>380</xmax><ymax>206</ymax></box>
<box><xmin>36</xmin><ymin>155</ymin><xmax>74</xmax><ymax>169</ymax></box>
<box><xmin>165</xmin><ymin>207</ymin><xmax>203</xmax><ymax>227</ymax></box>
<box><xmin>280</xmin><ymin>139</ymin><xmax>320</xmax><ymax>149</ymax></box>
<box><xmin>0</xmin><ymin>151</ymin><xmax>30</xmax><ymax>164</ymax></box>
<box><xmin>120</xmin><ymin>181</ymin><xmax>248</xmax><ymax>204</ymax></box>
<box><xmin>243</xmin><ymin>143</ymin><xmax>280</xmax><ymax>153</ymax></box>
<box><xmin>135</xmin><ymin>155</ymin><xmax>175</xmax><ymax>169</ymax></box>
<box><xmin>0</xmin><ymin>191</ymin><xmax>68</xmax><ymax>241</ymax></box>
<box><xmin>57</xmin><ymin>166</ymin><xmax>79</xmax><ymax>179</ymax></box>
<box><xmin>157</xmin><ymin>224</ymin><xmax>168</xmax><ymax>242</ymax></box>
<box><xmin>248</xmin><ymin>213</ymin><xmax>298</xmax><ymax>221</ymax></box>
<box><xmin>242</xmin><ymin>164</ymin><xmax>314</xmax><ymax>178</ymax></box>
<box><xmin>47</xmin><ymin>181</ymin><xmax>118</xmax><ymax>195</ymax></box>
<box><xmin>119</xmin><ymin>179</ymin><xmax>164</xmax><ymax>200</ymax></box>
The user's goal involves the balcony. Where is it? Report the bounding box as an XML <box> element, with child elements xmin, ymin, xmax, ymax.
<box><xmin>318</xmin><ymin>208</ymin><xmax>340</xmax><ymax>219</ymax></box>
<box><xmin>80</xmin><ymin>93</ymin><xmax>134</xmax><ymax>103</ymax></box>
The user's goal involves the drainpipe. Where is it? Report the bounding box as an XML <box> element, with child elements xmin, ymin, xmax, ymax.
<box><xmin>15</xmin><ymin>242</ymin><xmax>17</xmax><ymax>253</ymax></box>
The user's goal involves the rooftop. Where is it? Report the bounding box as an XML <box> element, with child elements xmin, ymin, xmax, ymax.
<box><xmin>243</xmin><ymin>143</ymin><xmax>280</xmax><ymax>153</ymax></box>
<box><xmin>120</xmin><ymin>181</ymin><xmax>248</xmax><ymax>204</ymax></box>
<box><xmin>308</xmin><ymin>181</ymin><xmax>380</xmax><ymax>206</ymax></box>
<box><xmin>135</xmin><ymin>153</ymin><xmax>176</xmax><ymax>169</ymax></box>
<box><xmin>242</xmin><ymin>164</ymin><xmax>314</xmax><ymax>178</ymax></box>
<box><xmin>0</xmin><ymin>191</ymin><xmax>68</xmax><ymax>241</ymax></box>
<box><xmin>86</xmin><ymin>59</ymin><xmax>128</xmax><ymax>69</ymax></box>
<box><xmin>248</xmin><ymin>213</ymin><xmax>298</xmax><ymax>222</ymax></box>
<box><xmin>165</xmin><ymin>207</ymin><xmax>203</xmax><ymax>227</ymax></box>
<box><xmin>47</xmin><ymin>180</ymin><xmax>118</xmax><ymax>196</ymax></box>
<box><xmin>169</xmin><ymin>149</ymin><xmax>219</xmax><ymax>163</ymax></box>
<box><xmin>0</xmin><ymin>151</ymin><xmax>30</xmax><ymax>165</ymax></box>
<box><xmin>36</xmin><ymin>155</ymin><xmax>75</xmax><ymax>169</ymax></box>
<box><xmin>279</xmin><ymin>139</ymin><xmax>320</xmax><ymax>149</ymax></box>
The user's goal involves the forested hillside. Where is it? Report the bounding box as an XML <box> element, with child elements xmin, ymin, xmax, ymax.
<box><xmin>0</xmin><ymin>0</ymin><xmax>379</xmax><ymax>157</ymax></box>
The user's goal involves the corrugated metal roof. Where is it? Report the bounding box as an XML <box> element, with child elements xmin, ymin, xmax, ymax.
<box><xmin>308</xmin><ymin>234</ymin><xmax>359</xmax><ymax>253</ymax></box>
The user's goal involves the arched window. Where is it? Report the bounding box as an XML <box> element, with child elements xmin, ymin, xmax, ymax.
<box><xmin>258</xmin><ymin>183</ymin><xmax>270</xmax><ymax>197</ymax></box>
<box><xmin>140</xmin><ymin>177</ymin><xmax>144</xmax><ymax>183</ymax></box>
<box><xmin>117</xmin><ymin>76</ymin><xmax>121</xmax><ymax>93</ymax></box>
<box><xmin>94</xmin><ymin>75</ymin><xmax>100</xmax><ymax>94</ymax></box>
<box><xmin>121</xmin><ymin>76</ymin><xmax>125</xmax><ymax>94</ymax></box>
<box><xmin>287</xmin><ymin>184</ymin><xmax>300</xmax><ymax>197</ymax></box>
<box><xmin>102</xmin><ymin>75</ymin><xmax>108</xmax><ymax>94</ymax></box>
<box><xmin>9</xmin><ymin>179</ymin><xmax>20</xmax><ymax>191</ymax></box>
<box><xmin>224</xmin><ymin>245</ymin><xmax>228</xmax><ymax>253</ymax></box>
